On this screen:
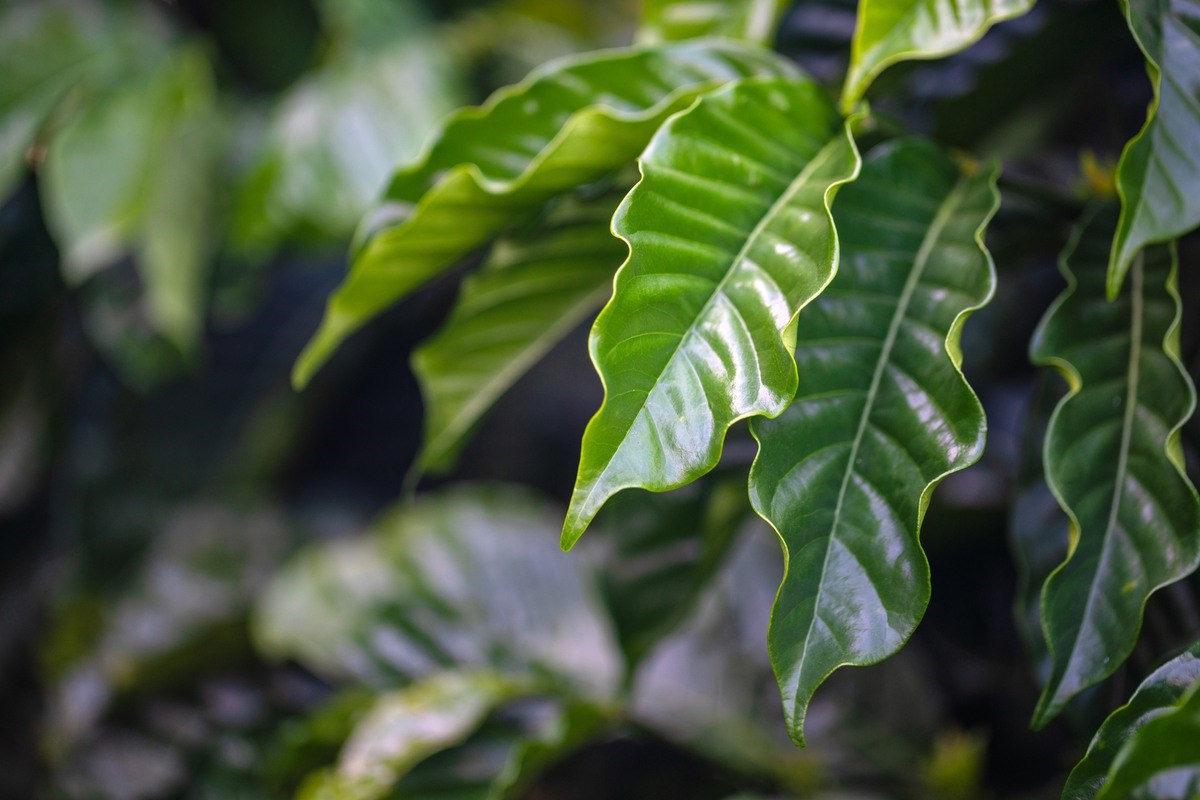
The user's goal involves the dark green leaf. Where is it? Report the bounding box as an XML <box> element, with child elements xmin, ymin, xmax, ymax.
<box><xmin>1096</xmin><ymin>679</ymin><xmax>1200</xmax><ymax>799</ymax></box>
<box><xmin>293</xmin><ymin>39</ymin><xmax>795</xmax><ymax>387</ymax></box>
<box><xmin>1065</xmin><ymin>642</ymin><xmax>1200</xmax><ymax>800</ymax></box>
<box><xmin>562</xmin><ymin>75</ymin><xmax>861</xmax><ymax>547</ymax></box>
<box><xmin>1109</xmin><ymin>0</ymin><xmax>1200</xmax><ymax>297</ymax></box>
<box><xmin>414</xmin><ymin>187</ymin><xmax>627</xmax><ymax>473</ymax></box>
<box><xmin>841</xmin><ymin>0</ymin><xmax>1034</xmax><ymax>111</ymax></box>
<box><xmin>749</xmin><ymin>138</ymin><xmax>998</xmax><ymax>745</ymax></box>
<box><xmin>1030</xmin><ymin>209</ymin><xmax>1200</xmax><ymax>727</ymax></box>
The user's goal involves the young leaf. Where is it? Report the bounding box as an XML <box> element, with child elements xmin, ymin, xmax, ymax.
<box><xmin>1030</xmin><ymin>210</ymin><xmax>1200</xmax><ymax>728</ymax></box>
<box><xmin>841</xmin><ymin>0</ymin><xmax>1034</xmax><ymax>111</ymax></box>
<box><xmin>413</xmin><ymin>188</ymin><xmax>627</xmax><ymax>474</ymax></box>
<box><xmin>561</xmin><ymin>76</ymin><xmax>861</xmax><ymax>548</ymax></box>
<box><xmin>1109</xmin><ymin>0</ymin><xmax>1200</xmax><ymax>297</ymax></box>
<box><xmin>748</xmin><ymin>138</ymin><xmax>998</xmax><ymax>745</ymax></box>
<box><xmin>1064</xmin><ymin>642</ymin><xmax>1200</xmax><ymax>800</ymax></box>
<box><xmin>639</xmin><ymin>0</ymin><xmax>790</xmax><ymax>45</ymax></box>
<box><xmin>1096</xmin><ymin>679</ymin><xmax>1200</xmax><ymax>799</ymax></box>
<box><xmin>292</xmin><ymin>39</ymin><xmax>795</xmax><ymax>387</ymax></box>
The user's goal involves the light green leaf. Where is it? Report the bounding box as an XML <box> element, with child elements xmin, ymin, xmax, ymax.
<box><xmin>749</xmin><ymin>138</ymin><xmax>998</xmax><ymax>745</ymax></box>
<box><xmin>639</xmin><ymin>0</ymin><xmax>790</xmax><ymax>45</ymax></box>
<box><xmin>293</xmin><ymin>39</ymin><xmax>795</xmax><ymax>387</ymax></box>
<box><xmin>1030</xmin><ymin>209</ymin><xmax>1200</xmax><ymax>728</ymax></box>
<box><xmin>1096</xmin><ymin>678</ymin><xmax>1200</xmax><ymax>799</ymax></box>
<box><xmin>1065</xmin><ymin>642</ymin><xmax>1200</xmax><ymax>800</ymax></box>
<box><xmin>40</xmin><ymin>47</ymin><xmax>224</xmax><ymax>352</ymax></box>
<box><xmin>296</xmin><ymin>671</ymin><xmax>523</xmax><ymax>800</ymax></box>
<box><xmin>561</xmin><ymin>75</ymin><xmax>861</xmax><ymax>547</ymax></box>
<box><xmin>414</xmin><ymin>186</ymin><xmax>628</xmax><ymax>473</ymax></box>
<box><xmin>1109</xmin><ymin>0</ymin><xmax>1200</xmax><ymax>297</ymax></box>
<box><xmin>254</xmin><ymin>486</ymin><xmax>623</xmax><ymax>698</ymax></box>
<box><xmin>841</xmin><ymin>0</ymin><xmax>1034</xmax><ymax>112</ymax></box>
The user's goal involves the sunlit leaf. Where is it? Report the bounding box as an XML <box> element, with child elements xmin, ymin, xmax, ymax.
<box><xmin>1030</xmin><ymin>209</ymin><xmax>1200</xmax><ymax>727</ymax></box>
<box><xmin>293</xmin><ymin>39</ymin><xmax>795</xmax><ymax>387</ymax></box>
<box><xmin>749</xmin><ymin>138</ymin><xmax>998</xmax><ymax>745</ymax></box>
<box><xmin>1065</xmin><ymin>642</ymin><xmax>1200</xmax><ymax>800</ymax></box>
<box><xmin>1109</xmin><ymin>0</ymin><xmax>1200</xmax><ymax>297</ymax></box>
<box><xmin>254</xmin><ymin>486</ymin><xmax>623</xmax><ymax>698</ymax></box>
<box><xmin>561</xmin><ymin>75</ymin><xmax>861</xmax><ymax>547</ymax></box>
<box><xmin>414</xmin><ymin>186</ymin><xmax>627</xmax><ymax>473</ymax></box>
<box><xmin>639</xmin><ymin>0</ymin><xmax>790</xmax><ymax>45</ymax></box>
<box><xmin>840</xmin><ymin>0</ymin><xmax>1034</xmax><ymax>111</ymax></box>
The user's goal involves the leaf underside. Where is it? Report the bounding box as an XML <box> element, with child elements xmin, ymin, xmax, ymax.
<box><xmin>561</xmin><ymin>75</ymin><xmax>861</xmax><ymax>548</ymax></box>
<box><xmin>841</xmin><ymin>0</ymin><xmax>1035</xmax><ymax>111</ymax></box>
<box><xmin>293</xmin><ymin>39</ymin><xmax>794</xmax><ymax>387</ymax></box>
<box><xmin>1031</xmin><ymin>209</ymin><xmax>1200</xmax><ymax>728</ymax></box>
<box><xmin>1064</xmin><ymin>642</ymin><xmax>1200</xmax><ymax>800</ymax></box>
<box><xmin>750</xmin><ymin>138</ymin><xmax>998</xmax><ymax>745</ymax></box>
<box><xmin>1110</xmin><ymin>0</ymin><xmax>1200</xmax><ymax>296</ymax></box>
<box><xmin>413</xmin><ymin>188</ymin><xmax>627</xmax><ymax>473</ymax></box>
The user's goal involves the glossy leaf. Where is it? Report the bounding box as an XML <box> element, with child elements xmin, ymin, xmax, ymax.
<box><xmin>562</xmin><ymin>75</ymin><xmax>861</xmax><ymax>547</ymax></box>
<box><xmin>414</xmin><ymin>187</ymin><xmax>627</xmax><ymax>473</ymax></box>
<box><xmin>1097</xmin><ymin>679</ymin><xmax>1200</xmax><ymax>799</ymax></box>
<box><xmin>1030</xmin><ymin>210</ymin><xmax>1200</xmax><ymax>727</ymax></box>
<box><xmin>293</xmin><ymin>39</ymin><xmax>795</xmax><ymax>387</ymax></box>
<box><xmin>749</xmin><ymin>138</ymin><xmax>998</xmax><ymax>745</ymax></box>
<box><xmin>1109</xmin><ymin>0</ymin><xmax>1200</xmax><ymax>297</ymax></box>
<box><xmin>1065</xmin><ymin>642</ymin><xmax>1200</xmax><ymax>800</ymax></box>
<box><xmin>254</xmin><ymin>486</ymin><xmax>623</xmax><ymax>698</ymax></box>
<box><xmin>841</xmin><ymin>0</ymin><xmax>1034</xmax><ymax>111</ymax></box>
<box><xmin>639</xmin><ymin>0</ymin><xmax>790</xmax><ymax>45</ymax></box>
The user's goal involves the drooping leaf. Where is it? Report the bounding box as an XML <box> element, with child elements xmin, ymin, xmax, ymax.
<box><xmin>1064</xmin><ymin>642</ymin><xmax>1200</xmax><ymax>800</ymax></box>
<box><xmin>254</xmin><ymin>486</ymin><xmax>623</xmax><ymax>699</ymax></box>
<box><xmin>1096</xmin><ymin>678</ymin><xmax>1200</xmax><ymax>799</ymax></box>
<box><xmin>1109</xmin><ymin>0</ymin><xmax>1200</xmax><ymax>297</ymax></box>
<box><xmin>292</xmin><ymin>39</ymin><xmax>795</xmax><ymax>387</ymax></box>
<box><xmin>561</xmin><ymin>75</ymin><xmax>861</xmax><ymax>547</ymax></box>
<box><xmin>1030</xmin><ymin>209</ymin><xmax>1200</xmax><ymax>727</ymax></box>
<box><xmin>639</xmin><ymin>0</ymin><xmax>790</xmax><ymax>45</ymax></box>
<box><xmin>840</xmin><ymin>0</ymin><xmax>1035</xmax><ymax>112</ymax></box>
<box><xmin>413</xmin><ymin>186</ymin><xmax>628</xmax><ymax>473</ymax></box>
<box><xmin>749</xmin><ymin>138</ymin><xmax>998</xmax><ymax>745</ymax></box>
<box><xmin>40</xmin><ymin>46</ymin><xmax>225</xmax><ymax>353</ymax></box>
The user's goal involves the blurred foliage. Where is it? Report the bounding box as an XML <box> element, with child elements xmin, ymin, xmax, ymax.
<box><xmin>1</xmin><ymin>0</ymin><xmax>1198</xmax><ymax>799</ymax></box>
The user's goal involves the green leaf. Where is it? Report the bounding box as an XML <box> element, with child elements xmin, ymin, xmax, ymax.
<box><xmin>749</xmin><ymin>138</ymin><xmax>998</xmax><ymax>745</ymax></box>
<box><xmin>292</xmin><ymin>39</ymin><xmax>795</xmax><ymax>387</ymax></box>
<box><xmin>1065</xmin><ymin>642</ymin><xmax>1200</xmax><ymax>800</ymax></box>
<box><xmin>40</xmin><ymin>47</ymin><xmax>224</xmax><ymax>353</ymax></box>
<box><xmin>232</xmin><ymin>17</ymin><xmax>462</xmax><ymax>251</ymax></box>
<box><xmin>254</xmin><ymin>486</ymin><xmax>623</xmax><ymax>698</ymax></box>
<box><xmin>1096</xmin><ymin>679</ymin><xmax>1200</xmax><ymax>799</ymax></box>
<box><xmin>1109</xmin><ymin>0</ymin><xmax>1200</xmax><ymax>297</ymax></box>
<box><xmin>1030</xmin><ymin>209</ymin><xmax>1200</xmax><ymax>728</ymax></box>
<box><xmin>296</xmin><ymin>671</ymin><xmax>524</xmax><ymax>800</ymax></box>
<box><xmin>638</xmin><ymin>0</ymin><xmax>790</xmax><ymax>45</ymax></box>
<box><xmin>561</xmin><ymin>75</ymin><xmax>861</xmax><ymax>548</ymax></box>
<box><xmin>841</xmin><ymin>0</ymin><xmax>1035</xmax><ymax>112</ymax></box>
<box><xmin>414</xmin><ymin>186</ymin><xmax>628</xmax><ymax>473</ymax></box>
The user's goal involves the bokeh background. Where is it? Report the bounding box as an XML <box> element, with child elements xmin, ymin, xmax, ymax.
<box><xmin>3</xmin><ymin>0</ymin><xmax>1200</xmax><ymax>798</ymax></box>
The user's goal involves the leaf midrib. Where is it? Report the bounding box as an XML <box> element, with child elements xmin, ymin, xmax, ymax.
<box><xmin>791</xmin><ymin>177</ymin><xmax>968</xmax><ymax>701</ymax></box>
<box><xmin>580</xmin><ymin>132</ymin><xmax>845</xmax><ymax>513</ymax></box>
<box><xmin>1056</xmin><ymin>253</ymin><xmax>1145</xmax><ymax>691</ymax></box>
